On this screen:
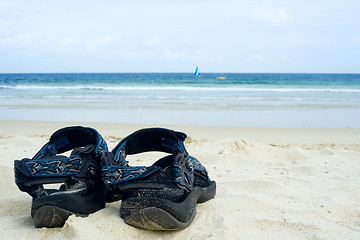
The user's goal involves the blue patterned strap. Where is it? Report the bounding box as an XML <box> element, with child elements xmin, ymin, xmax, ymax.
<box><xmin>14</xmin><ymin>156</ymin><xmax>83</xmax><ymax>198</ymax></box>
<box><xmin>15</xmin><ymin>153</ymin><xmax>104</xmax><ymax>198</ymax></box>
<box><xmin>103</xmin><ymin>153</ymin><xmax>198</xmax><ymax>193</ymax></box>
<box><xmin>15</xmin><ymin>155</ymin><xmax>82</xmax><ymax>184</ymax></box>
<box><xmin>102</xmin><ymin>165</ymin><xmax>160</xmax><ymax>186</ymax></box>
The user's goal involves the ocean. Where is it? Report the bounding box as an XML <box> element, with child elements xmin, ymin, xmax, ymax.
<box><xmin>1</xmin><ymin>73</ymin><xmax>360</xmax><ymax>128</ymax></box>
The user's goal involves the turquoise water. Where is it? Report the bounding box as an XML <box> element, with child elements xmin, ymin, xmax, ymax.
<box><xmin>1</xmin><ymin>73</ymin><xmax>360</xmax><ymax>127</ymax></box>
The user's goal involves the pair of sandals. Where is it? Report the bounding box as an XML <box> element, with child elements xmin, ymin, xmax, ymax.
<box><xmin>14</xmin><ymin>126</ymin><xmax>216</xmax><ymax>230</ymax></box>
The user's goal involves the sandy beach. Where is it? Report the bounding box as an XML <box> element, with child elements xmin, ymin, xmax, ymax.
<box><xmin>0</xmin><ymin>120</ymin><xmax>359</xmax><ymax>239</ymax></box>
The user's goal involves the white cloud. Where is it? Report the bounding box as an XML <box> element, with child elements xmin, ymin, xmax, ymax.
<box><xmin>193</xmin><ymin>51</ymin><xmax>223</xmax><ymax>63</ymax></box>
<box><xmin>58</xmin><ymin>37</ymin><xmax>78</xmax><ymax>48</ymax></box>
<box><xmin>195</xmin><ymin>50</ymin><xmax>209</xmax><ymax>58</ymax></box>
<box><xmin>87</xmin><ymin>36</ymin><xmax>111</xmax><ymax>50</ymax></box>
<box><xmin>161</xmin><ymin>50</ymin><xmax>188</xmax><ymax>60</ymax></box>
<box><xmin>280</xmin><ymin>54</ymin><xmax>288</xmax><ymax>60</ymax></box>
<box><xmin>350</xmin><ymin>35</ymin><xmax>360</xmax><ymax>41</ymax></box>
<box><xmin>252</xmin><ymin>3</ymin><xmax>294</xmax><ymax>26</ymax></box>
<box><xmin>0</xmin><ymin>33</ymin><xmax>39</xmax><ymax>47</ymax></box>
<box><xmin>0</xmin><ymin>1</ymin><xmax>12</xmax><ymax>9</ymax></box>
<box><xmin>248</xmin><ymin>53</ymin><xmax>265</xmax><ymax>62</ymax></box>
<box><xmin>144</xmin><ymin>36</ymin><xmax>161</xmax><ymax>47</ymax></box>
<box><xmin>131</xmin><ymin>50</ymin><xmax>155</xmax><ymax>58</ymax></box>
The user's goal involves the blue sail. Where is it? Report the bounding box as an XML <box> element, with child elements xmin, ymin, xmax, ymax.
<box><xmin>194</xmin><ymin>66</ymin><xmax>200</xmax><ymax>76</ymax></box>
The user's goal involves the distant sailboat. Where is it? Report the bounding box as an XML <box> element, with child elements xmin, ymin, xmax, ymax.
<box><xmin>194</xmin><ymin>66</ymin><xmax>200</xmax><ymax>76</ymax></box>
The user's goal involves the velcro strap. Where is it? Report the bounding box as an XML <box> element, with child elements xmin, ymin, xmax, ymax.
<box><xmin>102</xmin><ymin>165</ymin><xmax>160</xmax><ymax>186</ymax></box>
<box><xmin>112</xmin><ymin>141</ymin><xmax>128</xmax><ymax>166</ymax></box>
<box><xmin>174</xmin><ymin>153</ymin><xmax>194</xmax><ymax>191</ymax></box>
<box><xmin>187</xmin><ymin>155</ymin><xmax>207</xmax><ymax>173</ymax></box>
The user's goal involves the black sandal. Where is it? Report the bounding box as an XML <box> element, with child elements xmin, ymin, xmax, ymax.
<box><xmin>102</xmin><ymin>128</ymin><xmax>216</xmax><ymax>230</ymax></box>
<box><xmin>14</xmin><ymin>126</ymin><xmax>108</xmax><ymax>228</ymax></box>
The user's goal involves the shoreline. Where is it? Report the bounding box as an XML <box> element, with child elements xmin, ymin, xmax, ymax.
<box><xmin>1</xmin><ymin>119</ymin><xmax>360</xmax><ymax>146</ymax></box>
<box><xmin>1</xmin><ymin>107</ymin><xmax>360</xmax><ymax>128</ymax></box>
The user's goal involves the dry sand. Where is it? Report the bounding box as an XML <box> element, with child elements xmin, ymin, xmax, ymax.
<box><xmin>0</xmin><ymin>120</ymin><xmax>359</xmax><ymax>239</ymax></box>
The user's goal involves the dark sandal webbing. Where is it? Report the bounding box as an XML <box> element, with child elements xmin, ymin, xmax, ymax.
<box><xmin>33</xmin><ymin>126</ymin><xmax>107</xmax><ymax>159</ymax></box>
<box><xmin>109</xmin><ymin>128</ymin><xmax>187</xmax><ymax>167</ymax></box>
<box><xmin>114</xmin><ymin>128</ymin><xmax>187</xmax><ymax>156</ymax></box>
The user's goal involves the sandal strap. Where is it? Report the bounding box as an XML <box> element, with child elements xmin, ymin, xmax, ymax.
<box><xmin>14</xmin><ymin>126</ymin><xmax>108</xmax><ymax>198</ymax></box>
<box><xmin>15</xmin><ymin>152</ymin><xmax>101</xmax><ymax>182</ymax></box>
<box><xmin>104</xmin><ymin>152</ymin><xmax>197</xmax><ymax>192</ymax></box>
<box><xmin>102</xmin><ymin>165</ymin><xmax>160</xmax><ymax>185</ymax></box>
<box><xmin>33</xmin><ymin>127</ymin><xmax>108</xmax><ymax>160</ymax></box>
<box><xmin>17</xmin><ymin>156</ymin><xmax>82</xmax><ymax>178</ymax></box>
<box><xmin>110</xmin><ymin>128</ymin><xmax>187</xmax><ymax>166</ymax></box>
<box><xmin>103</xmin><ymin>128</ymin><xmax>208</xmax><ymax>193</ymax></box>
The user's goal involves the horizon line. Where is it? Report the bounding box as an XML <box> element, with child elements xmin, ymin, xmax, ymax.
<box><xmin>1</xmin><ymin>72</ymin><xmax>360</xmax><ymax>74</ymax></box>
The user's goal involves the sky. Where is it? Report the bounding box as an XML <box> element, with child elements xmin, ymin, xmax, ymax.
<box><xmin>0</xmin><ymin>0</ymin><xmax>359</xmax><ymax>73</ymax></box>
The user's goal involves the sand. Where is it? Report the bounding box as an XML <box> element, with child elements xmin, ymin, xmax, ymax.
<box><xmin>0</xmin><ymin>120</ymin><xmax>359</xmax><ymax>239</ymax></box>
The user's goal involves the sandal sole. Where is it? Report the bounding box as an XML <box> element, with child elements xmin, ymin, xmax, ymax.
<box><xmin>123</xmin><ymin>206</ymin><xmax>196</xmax><ymax>230</ymax></box>
<box><xmin>31</xmin><ymin>183</ymin><xmax>106</xmax><ymax>228</ymax></box>
<box><xmin>33</xmin><ymin>206</ymin><xmax>83</xmax><ymax>228</ymax></box>
<box><xmin>120</xmin><ymin>181</ymin><xmax>216</xmax><ymax>230</ymax></box>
